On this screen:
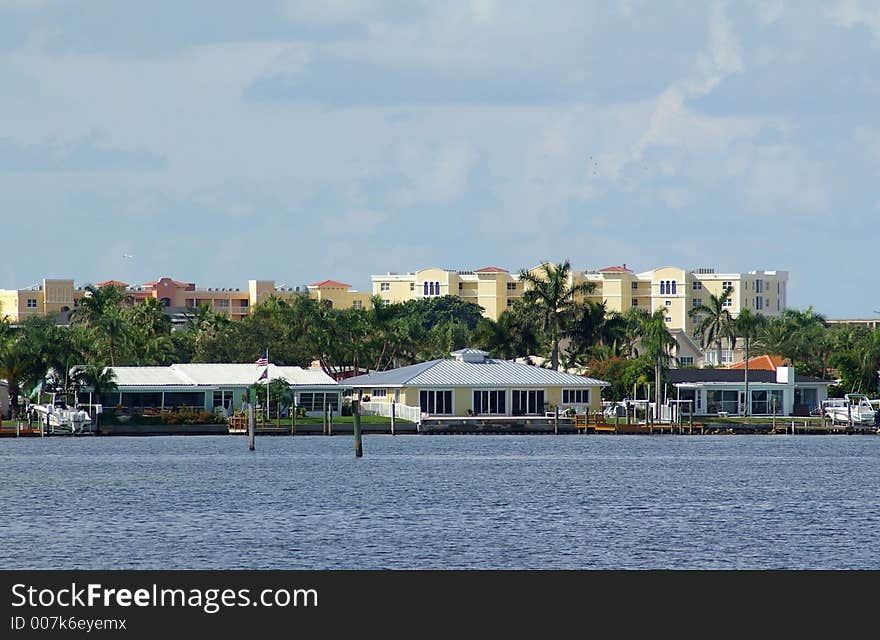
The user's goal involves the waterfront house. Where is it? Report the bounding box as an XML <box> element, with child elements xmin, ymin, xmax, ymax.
<box><xmin>345</xmin><ymin>348</ymin><xmax>608</xmax><ymax>418</ymax></box>
<box><xmin>90</xmin><ymin>363</ymin><xmax>341</xmax><ymax>416</ymax></box>
<box><xmin>667</xmin><ymin>365</ymin><xmax>832</xmax><ymax>417</ymax></box>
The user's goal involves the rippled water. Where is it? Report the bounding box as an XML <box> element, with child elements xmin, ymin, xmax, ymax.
<box><xmin>2</xmin><ymin>434</ymin><xmax>879</xmax><ymax>569</ymax></box>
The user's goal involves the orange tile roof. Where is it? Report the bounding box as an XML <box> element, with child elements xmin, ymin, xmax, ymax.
<box><xmin>725</xmin><ymin>354</ymin><xmax>788</xmax><ymax>371</ymax></box>
<box><xmin>599</xmin><ymin>265</ymin><xmax>632</xmax><ymax>273</ymax></box>
<box><xmin>474</xmin><ymin>266</ymin><xmax>509</xmax><ymax>273</ymax></box>
<box><xmin>309</xmin><ymin>279</ymin><xmax>351</xmax><ymax>288</ymax></box>
<box><xmin>95</xmin><ymin>280</ymin><xmax>128</xmax><ymax>288</ymax></box>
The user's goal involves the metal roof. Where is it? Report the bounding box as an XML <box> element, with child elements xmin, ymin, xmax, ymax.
<box><xmin>346</xmin><ymin>358</ymin><xmax>608</xmax><ymax>388</ymax></box>
<box><xmin>109</xmin><ymin>363</ymin><xmax>338</xmax><ymax>388</ymax></box>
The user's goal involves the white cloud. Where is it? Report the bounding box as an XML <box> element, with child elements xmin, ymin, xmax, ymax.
<box><xmin>829</xmin><ymin>0</ymin><xmax>880</xmax><ymax>45</ymax></box>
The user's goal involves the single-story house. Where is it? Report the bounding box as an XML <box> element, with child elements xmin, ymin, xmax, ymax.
<box><xmin>667</xmin><ymin>365</ymin><xmax>832</xmax><ymax>417</ymax></box>
<box><xmin>345</xmin><ymin>348</ymin><xmax>609</xmax><ymax>418</ymax></box>
<box><xmin>86</xmin><ymin>363</ymin><xmax>341</xmax><ymax>416</ymax></box>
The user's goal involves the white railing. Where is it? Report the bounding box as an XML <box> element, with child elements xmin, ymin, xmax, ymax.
<box><xmin>360</xmin><ymin>401</ymin><xmax>422</xmax><ymax>425</ymax></box>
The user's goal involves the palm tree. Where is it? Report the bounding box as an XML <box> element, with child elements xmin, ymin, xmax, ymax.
<box><xmin>733</xmin><ymin>309</ymin><xmax>766</xmax><ymax>416</ymax></box>
<box><xmin>689</xmin><ymin>286</ymin><xmax>735</xmax><ymax>367</ymax></box>
<box><xmin>638</xmin><ymin>309</ymin><xmax>678</xmax><ymax>409</ymax></box>
<box><xmin>0</xmin><ymin>344</ymin><xmax>27</xmax><ymax>419</ymax></box>
<box><xmin>76</xmin><ymin>364</ymin><xmax>118</xmax><ymax>407</ymax></box>
<box><xmin>517</xmin><ymin>260</ymin><xmax>596</xmax><ymax>370</ymax></box>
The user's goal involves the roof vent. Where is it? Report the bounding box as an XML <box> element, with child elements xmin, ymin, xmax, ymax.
<box><xmin>451</xmin><ymin>348</ymin><xmax>489</xmax><ymax>363</ymax></box>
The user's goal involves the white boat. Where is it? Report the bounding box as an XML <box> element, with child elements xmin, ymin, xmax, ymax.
<box><xmin>29</xmin><ymin>402</ymin><xmax>93</xmax><ymax>434</ymax></box>
<box><xmin>821</xmin><ymin>394</ymin><xmax>877</xmax><ymax>430</ymax></box>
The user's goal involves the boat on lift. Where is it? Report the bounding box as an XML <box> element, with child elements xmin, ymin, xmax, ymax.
<box><xmin>29</xmin><ymin>401</ymin><xmax>93</xmax><ymax>434</ymax></box>
<box><xmin>821</xmin><ymin>394</ymin><xmax>877</xmax><ymax>431</ymax></box>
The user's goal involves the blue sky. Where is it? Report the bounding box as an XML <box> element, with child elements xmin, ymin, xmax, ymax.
<box><xmin>1</xmin><ymin>0</ymin><xmax>878</xmax><ymax>317</ymax></box>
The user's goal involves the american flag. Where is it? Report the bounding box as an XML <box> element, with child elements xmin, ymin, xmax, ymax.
<box><xmin>255</xmin><ymin>350</ymin><xmax>269</xmax><ymax>367</ymax></box>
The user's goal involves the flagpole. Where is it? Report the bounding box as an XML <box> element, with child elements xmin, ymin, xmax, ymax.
<box><xmin>266</xmin><ymin>347</ymin><xmax>270</xmax><ymax>424</ymax></box>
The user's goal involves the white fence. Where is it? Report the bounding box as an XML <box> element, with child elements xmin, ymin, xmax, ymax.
<box><xmin>360</xmin><ymin>401</ymin><xmax>422</xmax><ymax>425</ymax></box>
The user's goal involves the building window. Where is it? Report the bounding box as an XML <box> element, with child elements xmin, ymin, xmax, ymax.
<box><xmin>665</xmin><ymin>300</ymin><xmax>672</xmax><ymax>306</ymax></box>
<box><xmin>722</xmin><ymin>280</ymin><xmax>733</xmax><ymax>290</ymax></box>
<box><xmin>512</xmin><ymin>389</ymin><xmax>545</xmax><ymax>415</ymax></box>
<box><xmin>380</xmin><ymin>282</ymin><xmax>390</xmax><ymax>292</ymax></box>
<box><xmin>755</xmin><ymin>280</ymin><xmax>763</xmax><ymax>293</ymax></box>
<box><xmin>216</xmin><ymin>299</ymin><xmax>230</xmax><ymax>307</ymax></box>
<box><xmin>507</xmin><ymin>282</ymin><xmax>517</xmax><ymax>291</ymax></box>
<box><xmin>26</xmin><ymin>299</ymin><xmax>37</xmax><ymax>308</ymax></box>
<box><xmin>410</xmin><ymin>282</ymin><xmax>415</xmax><ymax>291</ymax></box>
<box><xmin>382</xmin><ymin>299</ymin><xmax>390</xmax><ymax>306</ymax></box>
<box><xmin>473</xmin><ymin>390</ymin><xmax>506</xmax><ymax>415</ymax></box>
<box><xmin>371</xmin><ymin>388</ymin><xmax>387</xmax><ymax>398</ymax></box>
<box><xmin>678</xmin><ymin>356</ymin><xmax>694</xmax><ymax>366</ymax></box>
<box><xmin>693</xmin><ymin>298</ymin><xmax>702</xmax><ymax>307</ymax></box>
<box><xmin>507</xmin><ymin>299</ymin><xmax>515</xmax><ymax>308</ymax></box>
<box><xmin>706</xmin><ymin>390</ymin><xmax>738</xmax><ymax>415</ymax></box>
<box><xmin>420</xmin><ymin>390</ymin><xmax>453</xmax><ymax>415</ymax></box>
<box><xmin>562</xmin><ymin>389</ymin><xmax>590</xmax><ymax>405</ymax></box>
<box><xmin>723</xmin><ymin>298</ymin><xmax>732</xmax><ymax>307</ymax></box>
<box><xmin>750</xmin><ymin>389</ymin><xmax>784</xmax><ymax>415</ymax></box>
<box><xmin>756</xmin><ymin>297</ymin><xmax>763</xmax><ymax>310</ymax></box>
<box><xmin>632</xmin><ymin>299</ymin><xmax>639</xmax><ymax>307</ymax></box>
<box><xmin>659</xmin><ymin>281</ymin><xmax>666</xmax><ymax>295</ymax></box>
<box><xmin>671</xmin><ymin>280</ymin><xmax>677</xmax><ymax>294</ymax></box>
<box><xmin>435</xmin><ymin>281</ymin><xmax>440</xmax><ymax>295</ymax></box>
<box><xmin>298</xmin><ymin>392</ymin><xmax>339</xmax><ymax>413</ymax></box>
<box><xmin>664</xmin><ymin>316</ymin><xmax>671</xmax><ymax>322</ymax></box>
<box><xmin>352</xmin><ymin>300</ymin><xmax>363</xmax><ymax>310</ymax></box>
<box><xmin>423</xmin><ymin>282</ymin><xmax>429</xmax><ymax>296</ymax></box>
<box><xmin>777</xmin><ymin>299</ymin><xmax>780</xmax><ymax>310</ymax></box>
<box><xmin>458</xmin><ymin>282</ymin><xmax>463</xmax><ymax>290</ymax></box>
<box><xmin>632</xmin><ymin>282</ymin><xmax>639</xmax><ymax>289</ymax></box>
<box><xmin>692</xmin><ymin>281</ymin><xmax>702</xmax><ymax>290</ymax></box>
<box><xmin>239</xmin><ymin>299</ymin><xmax>249</xmax><ymax>307</ymax></box>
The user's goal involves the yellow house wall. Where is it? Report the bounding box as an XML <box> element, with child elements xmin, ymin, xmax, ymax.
<box><xmin>42</xmin><ymin>279</ymin><xmax>75</xmax><ymax>315</ymax></box>
<box><xmin>397</xmin><ymin>385</ymin><xmax>605</xmax><ymax>416</ymax></box>
<box><xmin>651</xmin><ymin>267</ymin><xmax>689</xmax><ymax>331</ymax></box>
<box><xmin>310</xmin><ymin>288</ymin><xmax>373</xmax><ymax>310</ymax></box>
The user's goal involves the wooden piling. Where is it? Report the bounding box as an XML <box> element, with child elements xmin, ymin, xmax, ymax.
<box><xmin>352</xmin><ymin>400</ymin><xmax>363</xmax><ymax>458</ymax></box>
<box><xmin>290</xmin><ymin>402</ymin><xmax>296</xmax><ymax>436</ymax></box>
<box><xmin>390</xmin><ymin>401</ymin><xmax>396</xmax><ymax>436</ymax></box>
<box><xmin>554</xmin><ymin>406</ymin><xmax>559</xmax><ymax>435</ymax></box>
<box><xmin>248</xmin><ymin>403</ymin><xmax>255</xmax><ymax>451</ymax></box>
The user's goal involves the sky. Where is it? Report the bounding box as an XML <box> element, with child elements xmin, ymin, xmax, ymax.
<box><xmin>1</xmin><ymin>0</ymin><xmax>878</xmax><ymax>317</ymax></box>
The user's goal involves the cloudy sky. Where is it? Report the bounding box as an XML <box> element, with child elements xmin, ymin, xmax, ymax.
<box><xmin>1</xmin><ymin>0</ymin><xmax>878</xmax><ymax>316</ymax></box>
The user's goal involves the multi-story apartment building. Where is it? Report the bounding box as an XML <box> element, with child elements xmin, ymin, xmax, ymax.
<box><xmin>0</xmin><ymin>277</ymin><xmax>372</xmax><ymax>324</ymax></box>
<box><xmin>372</xmin><ymin>263</ymin><xmax>789</xmax><ymax>366</ymax></box>
<box><xmin>371</xmin><ymin>267</ymin><xmax>524</xmax><ymax>321</ymax></box>
<box><xmin>573</xmin><ymin>265</ymin><xmax>789</xmax><ymax>366</ymax></box>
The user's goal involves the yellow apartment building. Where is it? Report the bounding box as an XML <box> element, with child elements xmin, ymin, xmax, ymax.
<box><xmin>0</xmin><ymin>279</ymin><xmax>78</xmax><ymax>322</ymax></box>
<box><xmin>371</xmin><ymin>266</ymin><xmax>524</xmax><ymax>320</ymax></box>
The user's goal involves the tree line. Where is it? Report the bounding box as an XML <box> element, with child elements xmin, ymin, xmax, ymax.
<box><xmin>1</xmin><ymin>262</ymin><xmax>877</xmax><ymax>418</ymax></box>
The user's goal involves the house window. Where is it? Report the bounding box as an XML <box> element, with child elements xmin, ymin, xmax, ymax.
<box><xmin>435</xmin><ymin>281</ymin><xmax>440</xmax><ymax>295</ymax></box>
<box><xmin>632</xmin><ymin>282</ymin><xmax>639</xmax><ymax>289</ymax></box>
<box><xmin>692</xmin><ymin>281</ymin><xmax>702</xmax><ymax>290</ymax></box>
<box><xmin>665</xmin><ymin>300</ymin><xmax>672</xmax><ymax>306</ymax></box>
<box><xmin>750</xmin><ymin>389</ymin><xmax>784</xmax><ymax>415</ymax></box>
<box><xmin>507</xmin><ymin>299</ymin><xmax>515</xmax><ymax>308</ymax></box>
<box><xmin>632</xmin><ymin>299</ymin><xmax>639</xmax><ymax>307</ymax></box>
<box><xmin>693</xmin><ymin>298</ymin><xmax>702</xmax><ymax>307</ymax></box>
<box><xmin>723</xmin><ymin>298</ymin><xmax>732</xmax><ymax>307</ymax></box>
<box><xmin>706</xmin><ymin>390</ymin><xmax>739</xmax><ymax>415</ymax></box>
<box><xmin>722</xmin><ymin>281</ymin><xmax>733</xmax><ymax>290</ymax></box>
<box><xmin>297</xmin><ymin>392</ymin><xmax>339</xmax><ymax>412</ymax></box>
<box><xmin>671</xmin><ymin>280</ymin><xmax>677</xmax><ymax>294</ymax></box>
<box><xmin>678</xmin><ymin>356</ymin><xmax>694</xmax><ymax>366</ymax></box>
<box><xmin>410</xmin><ymin>282</ymin><xmax>415</xmax><ymax>291</ymax></box>
<box><xmin>26</xmin><ymin>299</ymin><xmax>37</xmax><ymax>308</ymax></box>
<box><xmin>423</xmin><ymin>282</ymin><xmax>429</xmax><ymax>296</ymax></box>
<box><xmin>755</xmin><ymin>280</ymin><xmax>763</xmax><ymax>293</ymax></box>
<box><xmin>380</xmin><ymin>282</ymin><xmax>390</xmax><ymax>292</ymax></box>
<box><xmin>458</xmin><ymin>282</ymin><xmax>463</xmax><ymax>290</ymax></box>
<box><xmin>507</xmin><ymin>282</ymin><xmax>517</xmax><ymax>291</ymax></box>
<box><xmin>659</xmin><ymin>281</ymin><xmax>666</xmax><ymax>295</ymax></box>
<box><xmin>239</xmin><ymin>299</ymin><xmax>249</xmax><ymax>307</ymax></box>
<box><xmin>352</xmin><ymin>300</ymin><xmax>363</xmax><ymax>310</ymax></box>
<box><xmin>473</xmin><ymin>390</ymin><xmax>506</xmax><ymax>415</ymax></box>
<box><xmin>664</xmin><ymin>316</ymin><xmax>671</xmax><ymax>322</ymax></box>
<box><xmin>562</xmin><ymin>389</ymin><xmax>590</xmax><ymax>404</ymax></box>
<box><xmin>371</xmin><ymin>388</ymin><xmax>387</xmax><ymax>398</ymax></box>
<box><xmin>512</xmin><ymin>389</ymin><xmax>545</xmax><ymax>415</ymax></box>
<box><xmin>756</xmin><ymin>297</ymin><xmax>763</xmax><ymax>310</ymax></box>
<box><xmin>382</xmin><ymin>299</ymin><xmax>390</xmax><ymax>306</ymax></box>
<box><xmin>420</xmin><ymin>390</ymin><xmax>453</xmax><ymax>415</ymax></box>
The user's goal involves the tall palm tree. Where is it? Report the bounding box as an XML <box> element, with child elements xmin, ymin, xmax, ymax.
<box><xmin>517</xmin><ymin>260</ymin><xmax>596</xmax><ymax>370</ymax></box>
<box><xmin>689</xmin><ymin>286</ymin><xmax>735</xmax><ymax>367</ymax></box>
<box><xmin>0</xmin><ymin>344</ymin><xmax>27</xmax><ymax>419</ymax></box>
<box><xmin>733</xmin><ymin>309</ymin><xmax>766</xmax><ymax>416</ymax></box>
<box><xmin>76</xmin><ymin>364</ymin><xmax>118</xmax><ymax>407</ymax></box>
<box><xmin>638</xmin><ymin>309</ymin><xmax>678</xmax><ymax>409</ymax></box>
